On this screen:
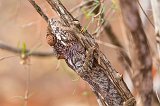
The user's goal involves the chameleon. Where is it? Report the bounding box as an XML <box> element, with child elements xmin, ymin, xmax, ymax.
<box><xmin>46</xmin><ymin>18</ymin><xmax>136</xmax><ymax>106</ymax></box>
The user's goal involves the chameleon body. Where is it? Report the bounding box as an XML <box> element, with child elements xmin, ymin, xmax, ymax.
<box><xmin>47</xmin><ymin>19</ymin><xmax>134</xmax><ymax>106</ymax></box>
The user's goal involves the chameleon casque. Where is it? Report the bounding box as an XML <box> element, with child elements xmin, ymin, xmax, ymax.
<box><xmin>46</xmin><ymin>19</ymin><xmax>135</xmax><ymax>106</ymax></box>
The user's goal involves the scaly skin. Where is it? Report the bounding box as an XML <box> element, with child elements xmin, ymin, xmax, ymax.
<box><xmin>46</xmin><ymin>19</ymin><xmax>133</xmax><ymax>106</ymax></box>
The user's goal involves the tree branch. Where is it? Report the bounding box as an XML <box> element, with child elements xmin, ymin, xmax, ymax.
<box><xmin>28</xmin><ymin>0</ymin><xmax>136</xmax><ymax>105</ymax></box>
<box><xmin>137</xmin><ymin>0</ymin><xmax>154</xmax><ymax>28</ymax></box>
<box><xmin>119</xmin><ymin>0</ymin><xmax>153</xmax><ymax>106</ymax></box>
<box><xmin>28</xmin><ymin>0</ymin><xmax>49</xmax><ymax>22</ymax></box>
<box><xmin>151</xmin><ymin>0</ymin><xmax>160</xmax><ymax>60</ymax></box>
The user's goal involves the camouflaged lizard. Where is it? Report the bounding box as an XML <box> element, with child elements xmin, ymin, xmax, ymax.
<box><xmin>46</xmin><ymin>19</ymin><xmax>135</xmax><ymax>106</ymax></box>
<box><xmin>27</xmin><ymin>0</ymin><xmax>136</xmax><ymax>105</ymax></box>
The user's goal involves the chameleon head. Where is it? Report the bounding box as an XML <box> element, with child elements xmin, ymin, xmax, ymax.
<box><xmin>46</xmin><ymin>29</ymin><xmax>57</xmax><ymax>46</ymax></box>
<box><xmin>46</xmin><ymin>19</ymin><xmax>59</xmax><ymax>46</ymax></box>
<box><xmin>48</xmin><ymin>19</ymin><xmax>68</xmax><ymax>46</ymax></box>
<box><xmin>46</xmin><ymin>19</ymin><xmax>68</xmax><ymax>59</ymax></box>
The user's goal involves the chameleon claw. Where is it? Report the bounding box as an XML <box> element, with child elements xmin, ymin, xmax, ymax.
<box><xmin>57</xmin><ymin>55</ymin><xmax>65</xmax><ymax>59</ymax></box>
<box><xmin>115</xmin><ymin>73</ymin><xmax>123</xmax><ymax>81</ymax></box>
<box><xmin>123</xmin><ymin>97</ymin><xmax>136</xmax><ymax>106</ymax></box>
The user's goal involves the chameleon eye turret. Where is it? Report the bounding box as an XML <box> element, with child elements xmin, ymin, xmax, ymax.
<box><xmin>46</xmin><ymin>33</ymin><xmax>56</xmax><ymax>46</ymax></box>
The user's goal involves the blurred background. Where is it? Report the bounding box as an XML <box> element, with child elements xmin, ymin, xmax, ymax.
<box><xmin>0</xmin><ymin>0</ymin><xmax>158</xmax><ymax>106</ymax></box>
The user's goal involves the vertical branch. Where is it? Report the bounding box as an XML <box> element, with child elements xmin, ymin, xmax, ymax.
<box><xmin>151</xmin><ymin>0</ymin><xmax>160</xmax><ymax>60</ymax></box>
<box><xmin>138</xmin><ymin>0</ymin><xmax>152</xmax><ymax>27</ymax></box>
<box><xmin>119</xmin><ymin>0</ymin><xmax>153</xmax><ymax>106</ymax></box>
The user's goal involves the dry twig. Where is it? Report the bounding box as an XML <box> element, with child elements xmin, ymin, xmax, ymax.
<box><xmin>0</xmin><ymin>41</ymin><xmax>53</xmax><ymax>57</ymax></box>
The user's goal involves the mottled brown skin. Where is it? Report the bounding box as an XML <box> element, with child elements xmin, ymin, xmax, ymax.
<box><xmin>46</xmin><ymin>19</ymin><xmax>134</xmax><ymax>106</ymax></box>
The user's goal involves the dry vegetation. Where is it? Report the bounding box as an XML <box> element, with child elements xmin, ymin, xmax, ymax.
<box><xmin>0</xmin><ymin>0</ymin><xmax>159</xmax><ymax>106</ymax></box>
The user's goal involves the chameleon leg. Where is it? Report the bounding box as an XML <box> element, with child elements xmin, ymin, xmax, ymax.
<box><xmin>123</xmin><ymin>97</ymin><xmax>136</xmax><ymax>106</ymax></box>
<box><xmin>83</xmin><ymin>46</ymin><xmax>97</xmax><ymax>70</ymax></box>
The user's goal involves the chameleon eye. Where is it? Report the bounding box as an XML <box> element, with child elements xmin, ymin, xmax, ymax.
<box><xmin>46</xmin><ymin>34</ymin><xmax>56</xmax><ymax>46</ymax></box>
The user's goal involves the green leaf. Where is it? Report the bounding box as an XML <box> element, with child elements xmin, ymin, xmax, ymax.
<box><xmin>21</xmin><ymin>42</ymin><xmax>27</xmax><ymax>55</ymax></box>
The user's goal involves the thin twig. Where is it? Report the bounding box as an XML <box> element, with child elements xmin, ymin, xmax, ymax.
<box><xmin>156</xmin><ymin>90</ymin><xmax>160</xmax><ymax>104</ymax></box>
<box><xmin>0</xmin><ymin>41</ymin><xmax>53</xmax><ymax>57</ymax></box>
<box><xmin>70</xmin><ymin>0</ymin><xmax>94</xmax><ymax>13</ymax></box>
<box><xmin>46</xmin><ymin>0</ymin><xmax>76</xmax><ymax>26</ymax></box>
<box><xmin>96</xmin><ymin>40</ymin><xmax>125</xmax><ymax>51</ymax></box>
<box><xmin>28</xmin><ymin>0</ymin><xmax>49</xmax><ymax>22</ymax></box>
<box><xmin>136</xmin><ymin>0</ymin><xmax>155</xmax><ymax>28</ymax></box>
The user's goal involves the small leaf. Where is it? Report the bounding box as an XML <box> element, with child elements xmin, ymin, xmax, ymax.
<box><xmin>21</xmin><ymin>42</ymin><xmax>27</xmax><ymax>55</ymax></box>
